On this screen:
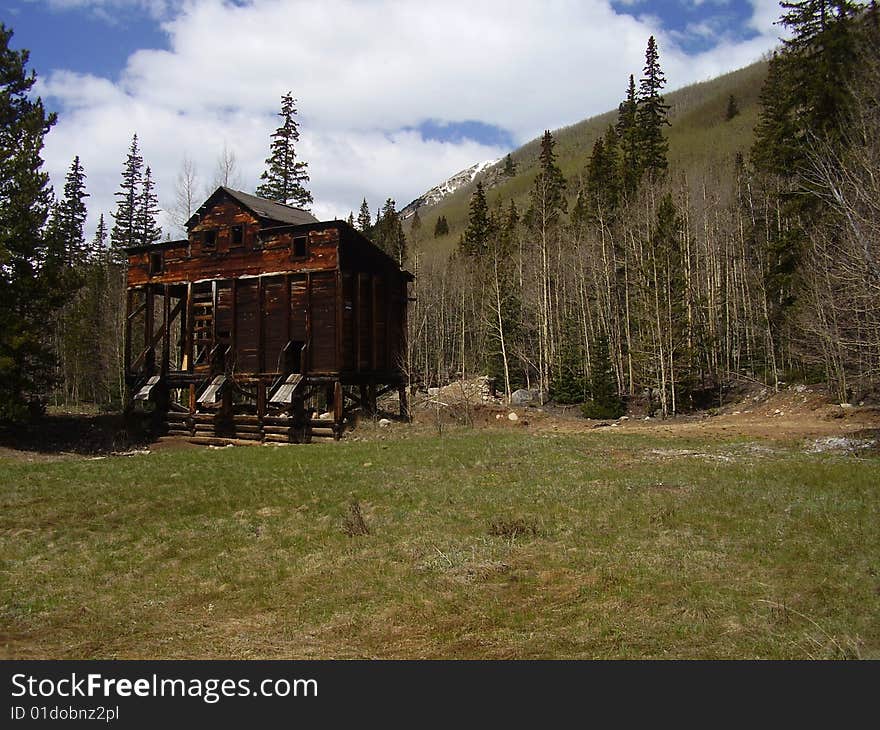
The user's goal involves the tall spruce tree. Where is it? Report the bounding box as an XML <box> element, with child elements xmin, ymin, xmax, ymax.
<box><xmin>256</xmin><ymin>92</ymin><xmax>313</xmax><ymax>208</ymax></box>
<box><xmin>110</xmin><ymin>133</ymin><xmax>143</xmax><ymax>262</ymax></box>
<box><xmin>526</xmin><ymin>130</ymin><xmax>567</xmax><ymax>229</ymax></box>
<box><xmin>616</xmin><ymin>75</ymin><xmax>641</xmax><ymax>196</ymax></box>
<box><xmin>502</xmin><ymin>153</ymin><xmax>517</xmax><ymax>176</ymax></box>
<box><xmin>460</xmin><ymin>181</ymin><xmax>492</xmax><ymax>257</ymax></box>
<box><xmin>92</xmin><ymin>213</ymin><xmax>108</xmax><ymax>261</ymax></box>
<box><xmin>137</xmin><ymin>166</ymin><xmax>162</xmax><ymax>246</ymax></box>
<box><xmin>410</xmin><ymin>209</ymin><xmax>422</xmax><ymax>236</ymax></box>
<box><xmin>356</xmin><ymin>197</ymin><xmax>371</xmax><ymax>232</ymax></box>
<box><xmin>581</xmin><ymin>333</ymin><xmax>624</xmax><ymax>419</ymax></box>
<box><xmin>0</xmin><ymin>24</ymin><xmax>67</xmax><ymax>418</ymax></box>
<box><xmin>374</xmin><ymin>199</ymin><xmax>407</xmax><ymax>266</ymax></box>
<box><xmin>48</xmin><ymin>156</ymin><xmax>89</xmax><ymax>267</ymax></box>
<box><xmin>636</xmin><ymin>36</ymin><xmax>671</xmax><ymax>181</ymax></box>
<box><xmin>725</xmin><ymin>94</ymin><xmax>740</xmax><ymax>121</ymax></box>
<box><xmin>434</xmin><ymin>215</ymin><xmax>449</xmax><ymax>237</ymax></box>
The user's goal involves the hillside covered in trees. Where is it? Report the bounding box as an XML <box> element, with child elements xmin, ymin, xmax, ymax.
<box><xmin>390</xmin><ymin>2</ymin><xmax>880</xmax><ymax>417</ymax></box>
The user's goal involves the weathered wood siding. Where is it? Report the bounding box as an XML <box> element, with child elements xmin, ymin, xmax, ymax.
<box><xmin>126</xmin><ymin>192</ymin><xmax>409</xmax><ymax>383</ymax></box>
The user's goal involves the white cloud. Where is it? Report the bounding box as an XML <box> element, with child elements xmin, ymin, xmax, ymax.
<box><xmin>33</xmin><ymin>0</ymin><xmax>782</xmax><ymax>239</ymax></box>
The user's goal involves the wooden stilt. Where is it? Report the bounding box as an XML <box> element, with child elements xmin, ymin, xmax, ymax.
<box><xmin>333</xmin><ymin>380</ymin><xmax>343</xmax><ymax>439</ymax></box>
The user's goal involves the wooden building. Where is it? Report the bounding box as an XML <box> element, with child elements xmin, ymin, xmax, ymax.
<box><xmin>124</xmin><ymin>186</ymin><xmax>412</xmax><ymax>443</ymax></box>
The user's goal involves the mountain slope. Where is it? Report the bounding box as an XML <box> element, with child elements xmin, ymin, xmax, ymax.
<box><xmin>400</xmin><ymin>158</ymin><xmax>499</xmax><ymax>220</ymax></box>
<box><xmin>409</xmin><ymin>59</ymin><xmax>768</xmax><ymax>256</ymax></box>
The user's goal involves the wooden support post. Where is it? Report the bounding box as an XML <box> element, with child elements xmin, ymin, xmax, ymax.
<box><xmin>257</xmin><ymin>275</ymin><xmax>264</xmax><ymax>374</ymax></box>
<box><xmin>355</xmin><ymin>273</ymin><xmax>362</xmax><ymax>372</ymax></box>
<box><xmin>333</xmin><ymin>380</ymin><xmax>343</xmax><ymax>438</ymax></box>
<box><xmin>305</xmin><ymin>272</ymin><xmax>312</xmax><ymax>373</ymax></box>
<box><xmin>124</xmin><ymin>289</ymin><xmax>133</xmax><ymax>375</ymax></box>
<box><xmin>144</xmin><ymin>286</ymin><xmax>154</xmax><ymax>369</ymax></box>
<box><xmin>371</xmin><ymin>275</ymin><xmax>378</xmax><ymax>372</ymax></box>
<box><xmin>368</xmin><ymin>383</ymin><xmax>377</xmax><ymax>416</ymax></box>
<box><xmin>257</xmin><ymin>381</ymin><xmax>266</xmax><ymax>421</ymax></box>
<box><xmin>359</xmin><ymin>384</ymin><xmax>370</xmax><ymax>417</ymax></box>
<box><xmin>162</xmin><ymin>285</ymin><xmax>171</xmax><ymax>374</ymax></box>
<box><xmin>183</xmin><ymin>282</ymin><xmax>193</xmax><ymax>371</ymax></box>
<box><xmin>188</xmin><ymin>384</ymin><xmax>196</xmax><ymax>415</ymax></box>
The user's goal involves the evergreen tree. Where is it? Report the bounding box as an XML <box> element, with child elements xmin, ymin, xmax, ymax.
<box><xmin>356</xmin><ymin>197</ymin><xmax>372</xmax><ymax>237</ymax></box>
<box><xmin>581</xmin><ymin>334</ymin><xmax>624</xmax><ymax>419</ymax></box>
<box><xmin>616</xmin><ymin>75</ymin><xmax>641</xmax><ymax>196</ymax></box>
<box><xmin>502</xmin><ymin>153</ymin><xmax>517</xmax><ymax>177</ymax></box>
<box><xmin>584</xmin><ymin>125</ymin><xmax>620</xmax><ymax>218</ymax></box>
<box><xmin>91</xmin><ymin>213</ymin><xmax>108</xmax><ymax>261</ymax></box>
<box><xmin>434</xmin><ymin>215</ymin><xmax>449</xmax><ymax>237</ymax></box>
<box><xmin>549</xmin><ymin>319</ymin><xmax>587</xmax><ymax>404</ymax></box>
<box><xmin>725</xmin><ymin>94</ymin><xmax>740</xmax><ymax>121</ymax></box>
<box><xmin>637</xmin><ymin>36</ymin><xmax>671</xmax><ymax>181</ymax></box>
<box><xmin>346</xmin><ymin>211</ymin><xmax>355</xmax><ymax>227</ymax></box>
<box><xmin>137</xmin><ymin>166</ymin><xmax>162</xmax><ymax>246</ymax></box>
<box><xmin>256</xmin><ymin>91</ymin><xmax>313</xmax><ymax>208</ymax></box>
<box><xmin>110</xmin><ymin>133</ymin><xmax>143</xmax><ymax>262</ymax></box>
<box><xmin>526</xmin><ymin>130</ymin><xmax>567</xmax><ymax>230</ymax></box>
<box><xmin>410</xmin><ymin>209</ymin><xmax>422</xmax><ymax>236</ymax></box>
<box><xmin>460</xmin><ymin>181</ymin><xmax>492</xmax><ymax>257</ymax></box>
<box><xmin>374</xmin><ymin>198</ymin><xmax>407</xmax><ymax>266</ymax></box>
<box><xmin>48</xmin><ymin>156</ymin><xmax>89</xmax><ymax>267</ymax></box>
<box><xmin>0</xmin><ymin>24</ymin><xmax>67</xmax><ymax>418</ymax></box>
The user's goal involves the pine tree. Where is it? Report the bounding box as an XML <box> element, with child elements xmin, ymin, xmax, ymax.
<box><xmin>584</xmin><ymin>126</ymin><xmax>620</xmax><ymax>218</ymax></box>
<box><xmin>137</xmin><ymin>166</ymin><xmax>162</xmax><ymax>246</ymax></box>
<box><xmin>91</xmin><ymin>213</ymin><xmax>108</xmax><ymax>261</ymax></box>
<box><xmin>110</xmin><ymin>133</ymin><xmax>143</xmax><ymax>262</ymax></box>
<box><xmin>725</xmin><ymin>94</ymin><xmax>740</xmax><ymax>121</ymax></box>
<box><xmin>48</xmin><ymin>156</ymin><xmax>89</xmax><ymax>267</ymax></box>
<box><xmin>256</xmin><ymin>92</ymin><xmax>313</xmax><ymax>208</ymax></box>
<box><xmin>0</xmin><ymin>23</ymin><xmax>67</xmax><ymax>418</ymax></box>
<box><xmin>502</xmin><ymin>153</ymin><xmax>517</xmax><ymax>177</ymax></box>
<box><xmin>346</xmin><ymin>211</ymin><xmax>355</xmax><ymax>227</ymax></box>
<box><xmin>434</xmin><ymin>215</ymin><xmax>449</xmax><ymax>237</ymax></box>
<box><xmin>637</xmin><ymin>36</ymin><xmax>671</xmax><ymax>181</ymax></box>
<box><xmin>581</xmin><ymin>333</ymin><xmax>624</xmax><ymax>419</ymax></box>
<box><xmin>526</xmin><ymin>130</ymin><xmax>567</xmax><ymax>229</ymax></box>
<box><xmin>410</xmin><ymin>209</ymin><xmax>422</xmax><ymax>235</ymax></box>
<box><xmin>356</xmin><ymin>198</ymin><xmax>371</xmax><ymax>232</ymax></box>
<box><xmin>549</xmin><ymin>319</ymin><xmax>587</xmax><ymax>404</ymax></box>
<box><xmin>460</xmin><ymin>181</ymin><xmax>492</xmax><ymax>257</ymax></box>
<box><xmin>616</xmin><ymin>75</ymin><xmax>641</xmax><ymax>196</ymax></box>
<box><xmin>374</xmin><ymin>199</ymin><xmax>407</xmax><ymax>266</ymax></box>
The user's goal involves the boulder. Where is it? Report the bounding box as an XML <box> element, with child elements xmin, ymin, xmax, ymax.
<box><xmin>510</xmin><ymin>389</ymin><xmax>539</xmax><ymax>405</ymax></box>
<box><xmin>378</xmin><ymin>418</ymin><xmax>392</xmax><ymax>428</ymax></box>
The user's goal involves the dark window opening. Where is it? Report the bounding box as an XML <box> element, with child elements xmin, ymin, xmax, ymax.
<box><xmin>231</xmin><ymin>225</ymin><xmax>244</xmax><ymax>248</ymax></box>
<box><xmin>203</xmin><ymin>230</ymin><xmax>217</xmax><ymax>249</ymax></box>
<box><xmin>149</xmin><ymin>252</ymin><xmax>163</xmax><ymax>275</ymax></box>
<box><xmin>293</xmin><ymin>235</ymin><xmax>308</xmax><ymax>258</ymax></box>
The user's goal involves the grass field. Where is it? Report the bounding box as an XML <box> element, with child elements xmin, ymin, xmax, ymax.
<box><xmin>2</xmin><ymin>428</ymin><xmax>878</xmax><ymax>659</ymax></box>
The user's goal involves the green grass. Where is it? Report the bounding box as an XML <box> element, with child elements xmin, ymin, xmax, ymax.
<box><xmin>2</xmin><ymin>428</ymin><xmax>878</xmax><ymax>658</ymax></box>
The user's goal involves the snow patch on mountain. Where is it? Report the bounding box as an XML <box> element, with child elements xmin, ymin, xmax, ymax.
<box><xmin>400</xmin><ymin>158</ymin><xmax>499</xmax><ymax>220</ymax></box>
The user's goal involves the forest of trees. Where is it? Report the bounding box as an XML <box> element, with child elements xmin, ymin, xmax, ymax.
<box><xmin>1</xmin><ymin>2</ymin><xmax>878</xmax><ymax>421</ymax></box>
<box><xmin>401</xmin><ymin>4</ymin><xmax>880</xmax><ymax>415</ymax></box>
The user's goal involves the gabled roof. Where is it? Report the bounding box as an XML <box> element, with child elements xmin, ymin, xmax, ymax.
<box><xmin>186</xmin><ymin>186</ymin><xmax>319</xmax><ymax>229</ymax></box>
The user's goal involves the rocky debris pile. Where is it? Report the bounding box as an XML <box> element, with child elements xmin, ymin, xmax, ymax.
<box><xmin>422</xmin><ymin>377</ymin><xmax>498</xmax><ymax>405</ymax></box>
<box><xmin>808</xmin><ymin>436</ymin><xmax>877</xmax><ymax>454</ymax></box>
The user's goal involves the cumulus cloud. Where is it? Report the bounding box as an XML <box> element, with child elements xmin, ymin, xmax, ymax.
<box><xmin>33</xmin><ymin>0</ymin><xmax>782</xmax><ymax>238</ymax></box>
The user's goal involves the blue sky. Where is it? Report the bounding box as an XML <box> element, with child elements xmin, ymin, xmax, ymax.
<box><xmin>2</xmin><ymin>0</ymin><xmax>783</xmax><ymax>234</ymax></box>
